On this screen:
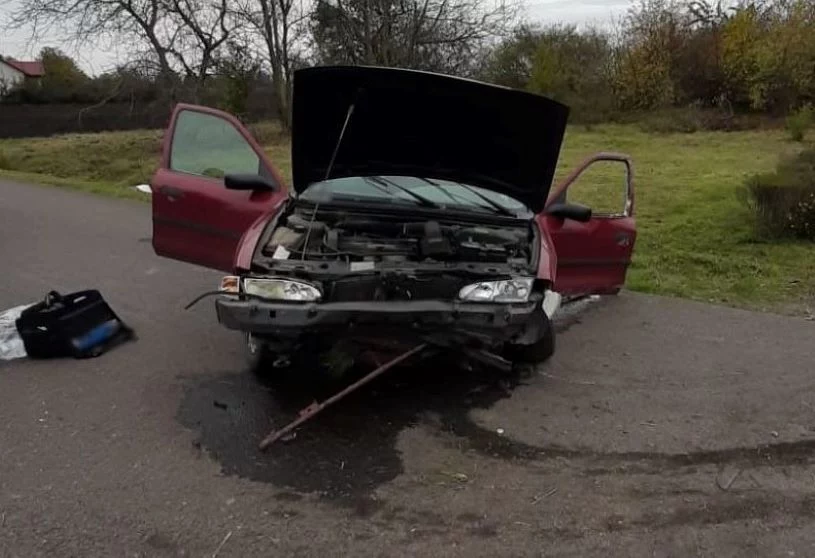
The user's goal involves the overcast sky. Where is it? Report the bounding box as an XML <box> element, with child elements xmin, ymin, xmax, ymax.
<box><xmin>0</xmin><ymin>0</ymin><xmax>631</xmax><ymax>75</ymax></box>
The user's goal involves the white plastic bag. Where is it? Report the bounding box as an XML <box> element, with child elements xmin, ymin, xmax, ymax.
<box><xmin>0</xmin><ymin>304</ymin><xmax>34</xmax><ymax>361</ymax></box>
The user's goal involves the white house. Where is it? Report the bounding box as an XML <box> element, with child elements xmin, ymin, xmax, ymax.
<box><xmin>0</xmin><ymin>57</ymin><xmax>45</xmax><ymax>93</ymax></box>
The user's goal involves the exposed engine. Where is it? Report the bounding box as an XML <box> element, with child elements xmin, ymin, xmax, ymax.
<box><xmin>250</xmin><ymin>205</ymin><xmax>539</xmax><ymax>303</ymax></box>
<box><xmin>260</xmin><ymin>207</ymin><xmax>533</xmax><ymax>268</ymax></box>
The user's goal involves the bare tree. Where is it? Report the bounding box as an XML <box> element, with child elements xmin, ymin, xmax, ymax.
<box><xmin>7</xmin><ymin>0</ymin><xmax>236</xmax><ymax>94</ymax></box>
<box><xmin>234</xmin><ymin>0</ymin><xmax>310</xmax><ymax>130</ymax></box>
<box><xmin>8</xmin><ymin>0</ymin><xmax>178</xmax><ymax>85</ymax></box>
<box><xmin>310</xmin><ymin>0</ymin><xmax>519</xmax><ymax>76</ymax></box>
<box><xmin>165</xmin><ymin>0</ymin><xmax>235</xmax><ymax>81</ymax></box>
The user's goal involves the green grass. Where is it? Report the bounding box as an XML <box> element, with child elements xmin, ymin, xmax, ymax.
<box><xmin>0</xmin><ymin>129</ymin><xmax>162</xmax><ymax>200</ymax></box>
<box><xmin>1</xmin><ymin>122</ymin><xmax>813</xmax><ymax>313</ymax></box>
<box><xmin>555</xmin><ymin>125</ymin><xmax>814</xmax><ymax>313</ymax></box>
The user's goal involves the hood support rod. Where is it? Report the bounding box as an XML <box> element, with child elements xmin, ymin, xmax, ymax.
<box><xmin>301</xmin><ymin>96</ymin><xmax>359</xmax><ymax>261</ymax></box>
<box><xmin>324</xmin><ymin>100</ymin><xmax>356</xmax><ymax>181</ymax></box>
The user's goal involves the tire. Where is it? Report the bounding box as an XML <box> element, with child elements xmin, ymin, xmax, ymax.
<box><xmin>245</xmin><ymin>332</ymin><xmax>290</xmax><ymax>375</ymax></box>
<box><xmin>503</xmin><ymin>313</ymin><xmax>556</xmax><ymax>365</ymax></box>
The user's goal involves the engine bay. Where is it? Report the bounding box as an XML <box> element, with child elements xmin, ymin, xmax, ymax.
<box><xmin>253</xmin><ymin>204</ymin><xmax>536</xmax><ymax>276</ymax></box>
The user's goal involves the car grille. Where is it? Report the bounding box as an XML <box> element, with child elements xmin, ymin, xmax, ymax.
<box><xmin>323</xmin><ymin>275</ymin><xmax>470</xmax><ymax>302</ymax></box>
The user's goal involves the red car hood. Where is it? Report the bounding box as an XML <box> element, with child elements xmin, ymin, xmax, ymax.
<box><xmin>290</xmin><ymin>66</ymin><xmax>570</xmax><ymax>214</ymax></box>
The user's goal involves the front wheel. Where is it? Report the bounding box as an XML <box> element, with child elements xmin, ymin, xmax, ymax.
<box><xmin>503</xmin><ymin>314</ymin><xmax>555</xmax><ymax>365</ymax></box>
<box><xmin>245</xmin><ymin>333</ymin><xmax>290</xmax><ymax>374</ymax></box>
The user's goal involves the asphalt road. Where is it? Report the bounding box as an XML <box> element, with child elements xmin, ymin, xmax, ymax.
<box><xmin>2</xmin><ymin>179</ymin><xmax>815</xmax><ymax>558</ymax></box>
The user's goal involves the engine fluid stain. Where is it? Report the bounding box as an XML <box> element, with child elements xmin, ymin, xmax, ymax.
<box><xmin>176</xmin><ymin>349</ymin><xmax>535</xmax><ymax>503</ymax></box>
<box><xmin>174</xmin><ymin>299</ymin><xmax>608</xmax><ymax>504</ymax></box>
<box><xmin>175</xmin><ymin>294</ymin><xmax>815</xmax><ymax>507</ymax></box>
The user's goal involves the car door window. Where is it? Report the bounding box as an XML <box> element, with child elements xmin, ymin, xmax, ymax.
<box><xmin>170</xmin><ymin>110</ymin><xmax>261</xmax><ymax>179</ymax></box>
<box><xmin>560</xmin><ymin>160</ymin><xmax>631</xmax><ymax>217</ymax></box>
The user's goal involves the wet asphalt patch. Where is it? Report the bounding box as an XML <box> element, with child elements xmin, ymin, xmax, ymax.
<box><xmin>175</xmin><ymin>291</ymin><xmax>815</xmax><ymax>514</ymax></box>
<box><xmin>175</xmin><ymin>351</ymin><xmax>533</xmax><ymax>505</ymax></box>
<box><xmin>174</xmin><ymin>297</ymin><xmax>608</xmax><ymax>506</ymax></box>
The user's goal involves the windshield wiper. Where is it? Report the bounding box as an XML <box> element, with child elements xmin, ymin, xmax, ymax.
<box><xmin>422</xmin><ymin>178</ymin><xmax>515</xmax><ymax>217</ymax></box>
<box><xmin>415</xmin><ymin>177</ymin><xmax>473</xmax><ymax>207</ymax></box>
<box><xmin>366</xmin><ymin>176</ymin><xmax>439</xmax><ymax>208</ymax></box>
<box><xmin>361</xmin><ymin>177</ymin><xmax>401</xmax><ymax>199</ymax></box>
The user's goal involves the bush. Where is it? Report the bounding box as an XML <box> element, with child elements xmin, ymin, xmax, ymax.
<box><xmin>0</xmin><ymin>150</ymin><xmax>12</xmax><ymax>170</ymax></box>
<box><xmin>785</xmin><ymin>104</ymin><xmax>814</xmax><ymax>142</ymax></box>
<box><xmin>744</xmin><ymin>149</ymin><xmax>815</xmax><ymax>240</ymax></box>
<box><xmin>632</xmin><ymin>105</ymin><xmax>761</xmax><ymax>134</ymax></box>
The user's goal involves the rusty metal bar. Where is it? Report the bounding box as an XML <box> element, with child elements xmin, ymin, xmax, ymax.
<box><xmin>258</xmin><ymin>343</ymin><xmax>428</xmax><ymax>451</ymax></box>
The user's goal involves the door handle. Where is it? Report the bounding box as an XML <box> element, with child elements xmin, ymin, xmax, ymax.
<box><xmin>158</xmin><ymin>185</ymin><xmax>185</xmax><ymax>200</ymax></box>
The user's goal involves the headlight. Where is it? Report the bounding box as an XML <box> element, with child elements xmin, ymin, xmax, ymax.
<box><xmin>242</xmin><ymin>278</ymin><xmax>322</xmax><ymax>302</ymax></box>
<box><xmin>458</xmin><ymin>277</ymin><xmax>534</xmax><ymax>303</ymax></box>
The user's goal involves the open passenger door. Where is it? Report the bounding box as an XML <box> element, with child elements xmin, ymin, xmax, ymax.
<box><xmin>150</xmin><ymin>104</ymin><xmax>288</xmax><ymax>272</ymax></box>
<box><xmin>541</xmin><ymin>153</ymin><xmax>636</xmax><ymax>297</ymax></box>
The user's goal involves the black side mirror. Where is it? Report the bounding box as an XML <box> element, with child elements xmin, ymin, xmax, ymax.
<box><xmin>224</xmin><ymin>173</ymin><xmax>276</xmax><ymax>192</ymax></box>
<box><xmin>546</xmin><ymin>202</ymin><xmax>592</xmax><ymax>222</ymax></box>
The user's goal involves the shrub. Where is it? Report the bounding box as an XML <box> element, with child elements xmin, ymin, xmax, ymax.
<box><xmin>785</xmin><ymin>104</ymin><xmax>814</xmax><ymax>142</ymax></box>
<box><xmin>633</xmin><ymin>105</ymin><xmax>753</xmax><ymax>134</ymax></box>
<box><xmin>744</xmin><ymin>149</ymin><xmax>815</xmax><ymax>240</ymax></box>
<box><xmin>0</xmin><ymin>150</ymin><xmax>13</xmax><ymax>170</ymax></box>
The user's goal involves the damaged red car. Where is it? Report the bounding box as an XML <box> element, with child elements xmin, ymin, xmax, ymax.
<box><xmin>150</xmin><ymin>65</ymin><xmax>636</xmax><ymax>370</ymax></box>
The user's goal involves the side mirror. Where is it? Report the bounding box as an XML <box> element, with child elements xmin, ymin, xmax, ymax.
<box><xmin>224</xmin><ymin>173</ymin><xmax>276</xmax><ymax>192</ymax></box>
<box><xmin>546</xmin><ymin>202</ymin><xmax>592</xmax><ymax>222</ymax></box>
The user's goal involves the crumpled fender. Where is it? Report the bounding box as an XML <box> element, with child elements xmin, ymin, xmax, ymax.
<box><xmin>232</xmin><ymin>198</ymin><xmax>288</xmax><ymax>273</ymax></box>
<box><xmin>534</xmin><ymin>217</ymin><xmax>557</xmax><ymax>285</ymax></box>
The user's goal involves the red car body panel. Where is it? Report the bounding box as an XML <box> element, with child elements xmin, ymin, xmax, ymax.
<box><xmin>232</xmin><ymin>202</ymin><xmax>287</xmax><ymax>272</ymax></box>
<box><xmin>543</xmin><ymin>214</ymin><xmax>636</xmax><ymax>294</ymax></box>
<box><xmin>151</xmin><ymin>104</ymin><xmax>637</xmax><ymax>298</ymax></box>
<box><xmin>543</xmin><ymin>152</ymin><xmax>636</xmax><ymax>295</ymax></box>
<box><xmin>534</xmin><ymin>219</ymin><xmax>558</xmax><ymax>284</ymax></box>
<box><xmin>151</xmin><ymin>104</ymin><xmax>288</xmax><ymax>272</ymax></box>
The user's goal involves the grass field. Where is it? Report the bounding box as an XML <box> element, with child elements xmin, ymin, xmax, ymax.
<box><xmin>1</xmin><ymin>123</ymin><xmax>813</xmax><ymax>314</ymax></box>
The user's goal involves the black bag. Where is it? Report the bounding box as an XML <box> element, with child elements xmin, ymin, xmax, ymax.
<box><xmin>15</xmin><ymin>290</ymin><xmax>135</xmax><ymax>359</ymax></box>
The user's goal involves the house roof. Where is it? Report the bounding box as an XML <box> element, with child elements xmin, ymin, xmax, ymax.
<box><xmin>1</xmin><ymin>58</ymin><xmax>45</xmax><ymax>77</ymax></box>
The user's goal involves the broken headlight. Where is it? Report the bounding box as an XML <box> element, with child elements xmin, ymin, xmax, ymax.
<box><xmin>458</xmin><ymin>278</ymin><xmax>534</xmax><ymax>303</ymax></box>
<box><xmin>242</xmin><ymin>278</ymin><xmax>322</xmax><ymax>302</ymax></box>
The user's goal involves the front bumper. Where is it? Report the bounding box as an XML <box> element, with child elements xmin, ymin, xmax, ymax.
<box><xmin>215</xmin><ymin>297</ymin><xmax>544</xmax><ymax>345</ymax></box>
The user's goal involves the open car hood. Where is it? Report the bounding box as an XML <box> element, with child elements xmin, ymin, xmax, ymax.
<box><xmin>290</xmin><ymin>66</ymin><xmax>570</xmax><ymax>214</ymax></box>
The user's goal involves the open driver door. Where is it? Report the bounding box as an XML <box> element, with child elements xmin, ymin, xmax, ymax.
<box><xmin>541</xmin><ymin>153</ymin><xmax>636</xmax><ymax>297</ymax></box>
<box><xmin>150</xmin><ymin>104</ymin><xmax>288</xmax><ymax>272</ymax></box>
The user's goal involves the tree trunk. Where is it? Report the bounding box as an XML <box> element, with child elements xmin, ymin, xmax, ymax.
<box><xmin>259</xmin><ymin>0</ymin><xmax>292</xmax><ymax>132</ymax></box>
<box><xmin>275</xmin><ymin>73</ymin><xmax>292</xmax><ymax>131</ymax></box>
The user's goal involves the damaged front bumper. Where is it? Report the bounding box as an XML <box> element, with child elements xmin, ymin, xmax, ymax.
<box><xmin>215</xmin><ymin>297</ymin><xmax>547</xmax><ymax>346</ymax></box>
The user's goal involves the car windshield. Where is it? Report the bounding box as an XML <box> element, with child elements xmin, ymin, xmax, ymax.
<box><xmin>298</xmin><ymin>176</ymin><xmax>530</xmax><ymax>216</ymax></box>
